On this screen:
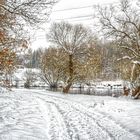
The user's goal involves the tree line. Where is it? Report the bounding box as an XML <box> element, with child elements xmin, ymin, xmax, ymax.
<box><xmin>0</xmin><ymin>0</ymin><xmax>140</xmax><ymax>95</ymax></box>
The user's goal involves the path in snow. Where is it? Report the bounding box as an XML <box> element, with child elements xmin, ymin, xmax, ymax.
<box><xmin>0</xmin><ymin>89</ymin><xmax>140</xmax><ymax>140</ymax></box>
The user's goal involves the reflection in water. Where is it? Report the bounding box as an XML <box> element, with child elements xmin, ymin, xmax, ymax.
<box><xmin>69</xmin><ymin>87</ymin><xmax>123</xmax><ymax>97</ymax></box>
<box><xmin>20</xmin><ymin>86</ymin><xmax>123</xmax><ymax>97</ymax></box>
<box><xmin>47</xmin><ymin>87</ymin><xmax>123</xmax><ymax>97</ymax></box>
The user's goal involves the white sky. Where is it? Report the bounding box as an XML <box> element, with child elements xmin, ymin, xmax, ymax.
<box><xmin>31</xmin><ymin>0</ymin><xmax>119</xmax><ymax>50</ymax></box>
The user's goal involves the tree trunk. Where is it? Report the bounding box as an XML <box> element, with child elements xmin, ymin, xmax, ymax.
<box><xmin>62</xmin><ymin>54</ymin><xmax>73</xmax><ymax>93</ymax></box>
<box><xmin>132</xmin><ymin>86</ymin><xmax>140</xmax><ymax>99</ymax></box>
<box><xmin>50</xmin><ymin>83</ymin><xmax>58</xmax><ymax>91</ymax></box>
<box><xmin>69</xmin><ymin>54</ymin><xmax>73</xmax><ymax>81</ymax></box>
<box><xmin>62</xmin><ymin>83</ymin><xmax>72</xmax><ymax>93</ymax></box>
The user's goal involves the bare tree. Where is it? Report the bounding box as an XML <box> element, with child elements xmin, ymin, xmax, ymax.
<box><xmin>0</xmin><ymin>0</ymin><xmax>56</xmax><ymax>47</ymax></box>
<box><xmin>95</xmin><ymin>0</ymin><xmax>140</xmax><ymax>84</ymax></box>
<box><xmin>47</xmin><ymin>22</ymin><xmax>101</xmax><ymax>93</ymax></box>
<box><xmin>40</xmin><ymin>47</ymin><xmax>66</xmax><ymax>90</ymax></box>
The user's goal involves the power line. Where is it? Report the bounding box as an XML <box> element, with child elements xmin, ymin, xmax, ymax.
<box><xmin>53</xmin><ymin>5</ymin><xmax>93</xmax><ymax>12</ymax></box>
<box><xmin>68</xmin><ymin>18</ymin><xmax>93</xmax><ymax>22</ymax></box>
<box><xmin>55</xmin><ymin>14</ymin><xmax>93</xmax><ymax>20</ymax></box>
<box><xmin>52</xmin><ymin>2</ymin><xmax>119</xmax><ymax>12</ymax></box>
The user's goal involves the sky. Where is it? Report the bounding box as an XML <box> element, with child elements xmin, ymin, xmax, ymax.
<box><xmin>31</xmin><ymin>0</ymin><xmax>119</xmax><ymax>50</ymax></box>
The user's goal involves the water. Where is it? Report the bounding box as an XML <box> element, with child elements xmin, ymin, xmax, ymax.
<box><xmin>15</xmin><ymin>86</ymin><xmax>123</xmax><ymax>97</ymax></box>
<box><xmin>68</xmin><ymin>87</ymin><xmax>123</xmax><ymax>97</ymax></box>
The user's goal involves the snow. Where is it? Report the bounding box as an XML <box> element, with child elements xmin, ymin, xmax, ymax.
<box><xmin>117</xmin><ymin>56</ymin><xmax>132</xmax><ymax>61</ymax></box>
<box><xmin>0</xmin><ymin>89</ymin><xmax>140</xmax><ymax>140</ymax></box>
<box><xmin>132</xmin><ymin>60</ymin><xmax>140</xmax><ymax>65</ymax></box>
<box><xmin>0</xmin><ymin>87</ymin><xmax>8</xmax><ymax>94</ymax></box>
<box><xmin>12</xmin><ymin>68</ymin><xmax>47</xmax><ymax>87</ymax></box>
<box><xmin>13</xmin><ymin>68</ymin><xmax>41</xmax><ymax>81</ymax></box>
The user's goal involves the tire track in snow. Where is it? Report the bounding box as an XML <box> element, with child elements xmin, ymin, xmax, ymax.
<box><xmin>34</xmin><ymin>94</ymin><xmax>112</xmax><ymax>140</ymax></box>
<box><xmin>33</xmin><ymin>91</ymin><xmax>140</xmax><ymax>140</ymax></box>
<box><xmin>37</xmin><ymin>97</ymin><xmax>90</xmax><ymax>140</ymax></box>
<box><xmin>36</xmin><ymin>98</ymin><xmax>72</xmax><ymax>140</ymax></box>
<box><xmin>52</xmin><ymin>101</ymin><xmax>111</xmax><ymax>140</ymax></box>
<box><xmin>51</xmin><ymin>95</ymin><xmax>140</xmax><ymax>140</ymax></box>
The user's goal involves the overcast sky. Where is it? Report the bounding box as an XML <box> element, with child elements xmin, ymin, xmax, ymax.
<box><xmin>31</xmin><ymin>0</ymin><xmax>119</xmax><ymax>50</ymax></box>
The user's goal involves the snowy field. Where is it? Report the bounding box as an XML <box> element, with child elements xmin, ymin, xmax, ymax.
<box><xmin>0</xmin><ymin>89</ymin><xmax>140</xmax><ymax>140</ymax></box>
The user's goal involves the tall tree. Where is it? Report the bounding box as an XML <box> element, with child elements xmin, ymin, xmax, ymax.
<box><xmin>47</xmin><ymin>22</ymin><xmax>101</xmax><ymax>93</ymax></box>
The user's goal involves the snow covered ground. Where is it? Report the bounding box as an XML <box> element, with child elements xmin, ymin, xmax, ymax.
<box><xmin>0</xmin><ymin>89</ymin><xmax>140</xmax><ymax>140</ymax></box>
